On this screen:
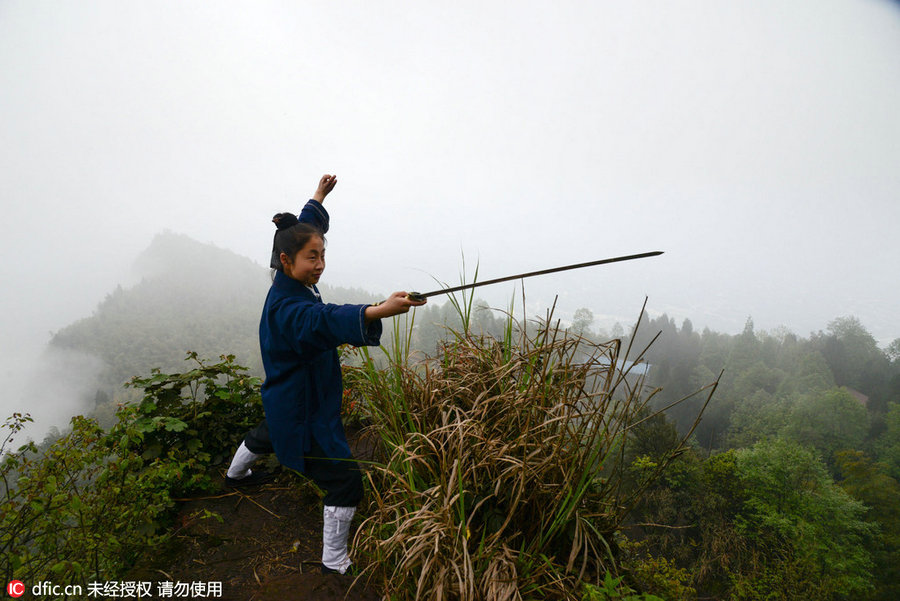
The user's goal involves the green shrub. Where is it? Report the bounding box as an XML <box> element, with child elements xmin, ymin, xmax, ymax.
<box><xmin>1</xmin><ymin>353</ymin><xmax>262</xmax><ymax>586</ymax></box>
<box><xmin>1</xmin><ymin>413</ymin><xmax>175</xmax><ymax>585</ymax></box>
<box><xmin>123</xmin><ymin>352</ymin><xmax>263</xmax><ymax>494</ymax></box>
<box><xmin>581</xmin><ymin>572</ymin><xmax>665</xmax><ymax>601</ymax></box>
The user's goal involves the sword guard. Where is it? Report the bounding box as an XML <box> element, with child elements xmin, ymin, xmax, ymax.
<box><xmin>407</xmin><ymin>292</ymin><xmax>426</xmax><ymax>302</ymax></box>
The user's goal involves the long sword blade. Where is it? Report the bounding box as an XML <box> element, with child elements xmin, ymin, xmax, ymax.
<box><xmin>408</xmin><ymin>250</ymin><xmax>663</xmax><ymax>301</ymax></box>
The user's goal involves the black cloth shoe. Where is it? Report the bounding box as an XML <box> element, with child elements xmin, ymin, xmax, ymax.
<box><xmin>224</xmin><ymin>469</ymin><xmax>275</xmax><ymax>488</ymax></box>
<box><xmin>321</xmin><ymin>563</ymin><xmax>359</xmax><ymax>576</ymax></box>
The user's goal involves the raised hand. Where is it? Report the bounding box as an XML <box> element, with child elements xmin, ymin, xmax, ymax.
<box><xmin>312</xmin><ymin>174</ymin><xmax>338</xmax><ymax>203</ymax></box>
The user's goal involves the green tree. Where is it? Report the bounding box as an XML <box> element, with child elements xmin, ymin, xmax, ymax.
<box><xmin>875</xmin><ymin>402</ymin><xmax>900</xmax><ymax>480</ymax></box>
<box><xmin>775</xmin><ymin>350</ymin><xmax>835</xmax><ymax>398</ymax></box>
<box><xmin>731</xmin><ymin>438</ymin><xmax>875</xmax><ymax>600</ymax></box>
<box><xmin>726</xmin><ymin>389</ymin><xmax>788</xmax><ymax>448</ymax></box>
<box><xmin>835</xmin><ymin>450</ymin><xmax>900</xmax><ymax>601</ymax></box>
<box><xmin>812</xmin><ymin>316</ymin><xmax>891</xmax><ymax>410</ymax></box>
<box><xmin>640</xmin><ymin>314</ymin><xmax>706</xmax><ymax>441</ymax></box>
<box><xmin>725</xmin><ymin>318</ymin><xmax>761</xmax><ymax>382</ymax></box>
<box><xmin>694</xmin><ymin>318</ymin><xmax>760</xmax><ymax>448</ymax></box>
<box><xmin>731</xmin><ymin>361</ymin><xmax>784</xmax><ymax>401</ymax></box>
<box><xmin>783</xmin><ymin>388</ymin><xmax>868</xmax><ymax>464</ymax></box>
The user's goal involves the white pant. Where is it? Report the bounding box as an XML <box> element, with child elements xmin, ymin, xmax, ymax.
<box><xmin>230</xmin><ymin>441</ymin><xmax>356</xmax><ymax>573</ymax></box>
<box><xmin>226</xmin><ymin>441</ymin><xmax>261</xmax><ymax>479</ymax></box>
<box><xmin>322</xmin><ymin>505</ymin><xmax>356</xmax><ymax>573</ymax></box>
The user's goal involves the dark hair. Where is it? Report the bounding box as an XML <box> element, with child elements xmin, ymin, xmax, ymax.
<box><xmin>270</xmin><ymin>212</ymin><xmax>325</xmax><ymax>272</ymax></box>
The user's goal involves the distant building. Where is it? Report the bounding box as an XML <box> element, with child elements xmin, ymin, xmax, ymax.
<box><xmin>845</xmin><ymin>387</ymin><xmax>869</xmax><ymax>407</ymax></box>
<box><xmin>609</xmin><ymin>360</ymin><xmax>652</xmax><ymax>379</ymax></box>
<box><xmin>577</xmin><ymin>359</ymin><xmax>653</xmax><ymax>395</ymax></box>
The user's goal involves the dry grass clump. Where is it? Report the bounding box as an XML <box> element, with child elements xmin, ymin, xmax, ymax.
<box><xmin>348</xmin><ymin>304</ymin><xmax>709</xmax><ymax>600</ymax></box>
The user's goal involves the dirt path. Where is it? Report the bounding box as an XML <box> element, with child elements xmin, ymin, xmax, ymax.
<box><xmin>129</xmin><ymin>431</ymin><xmax>383</xmax><ymax>601</ymax></box>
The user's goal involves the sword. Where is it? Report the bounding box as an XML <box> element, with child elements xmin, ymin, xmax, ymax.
<box><xmin>407</xmin><ymin>251</ymin><xmax>663</xmax><ymax>302</ymax></box>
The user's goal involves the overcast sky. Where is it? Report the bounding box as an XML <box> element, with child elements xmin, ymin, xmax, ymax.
<box><xmin>2</xmin><ymin>0</ymin><xmax>899</xmax><ymax>408</ymax></box>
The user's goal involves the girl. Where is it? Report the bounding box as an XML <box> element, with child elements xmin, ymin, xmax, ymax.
<box><xmin>225</xmin><ymin>174</ymin><xmax>425</xmax><ymax>575</ymax></box>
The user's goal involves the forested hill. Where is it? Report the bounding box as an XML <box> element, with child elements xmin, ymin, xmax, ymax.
<box><xmin>25</xmin><ymin>230</ymin><xmax>900</xmax><ymax>597</ymax></box>
<box><xmin>628</xmin><ymin>313</ymin><xmax>900</xmax><ymax>449</ymax></box>
<box><xmin>48</xmin><ymin>232</ymin><xmax>377</xmax><ymax>413</ymax></box>
<box><xmin>612</xmin><ymin>312</ymin><xmax>900</xmax><ymax>599</ymax></box>
<box><xmin>52</xmin><ymin>232</ymin><xmax>269</xmax><ymax>381</ymax></box>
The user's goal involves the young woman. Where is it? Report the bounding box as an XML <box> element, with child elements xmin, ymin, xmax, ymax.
<box><xmin>225</xmin><ymin>174</ymin><xmax>425</xmax><ymax>574</ymax></box>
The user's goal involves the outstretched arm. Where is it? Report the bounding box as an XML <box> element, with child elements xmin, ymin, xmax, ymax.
<box><xmin>365</xmin><ymin>292</ymin><xmax>427</xmax><ymax>324</ymax></box>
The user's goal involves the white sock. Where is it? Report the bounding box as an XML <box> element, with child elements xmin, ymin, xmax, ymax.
<box><xmin>322</xmin><ymin>505</ymin><xmax>356</xmax><ymax>573</ymax></box>
<box><xmin>226</xmin><ymin>441</ymin><xmax>262</xmax><ymax>479</ymax></box>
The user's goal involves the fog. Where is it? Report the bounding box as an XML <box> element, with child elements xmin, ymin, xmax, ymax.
<box><xmin>2</xmin><ymin>1</ymin><xmax>899</xmax><ymax>432</ymax></box>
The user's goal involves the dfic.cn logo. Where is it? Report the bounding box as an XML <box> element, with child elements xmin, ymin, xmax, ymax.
<box><xmin>6</xmin><ymin>580</ymin><xmax>25</xmax><ymax>598</ymax></box>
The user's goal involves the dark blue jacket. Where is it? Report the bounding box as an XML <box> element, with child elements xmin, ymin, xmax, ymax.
<box><xmin>259</xmin><ymin>200</ymin><xmax>382</xmax><ymax>472</ymax></box>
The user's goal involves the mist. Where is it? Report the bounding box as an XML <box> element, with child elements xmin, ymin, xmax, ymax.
<box><xmin>10</xmin><ymin>347</ymin><xmax>106</xmax><ymax>442</ymax></box>
<box><xmin>2</xmin><ymin>1</ymin><xmax>899</xmax><ymax>436</ymax></box>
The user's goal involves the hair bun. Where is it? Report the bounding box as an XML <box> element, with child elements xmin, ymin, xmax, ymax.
<box><xmin>272</xmin><ymin>212</ymin><xmax>299</xmax><ymax>230</ymax></box>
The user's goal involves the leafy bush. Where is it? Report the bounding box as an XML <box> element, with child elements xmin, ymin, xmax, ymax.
<box><xmin>616</xmin><ymin>541</ymin><xmax>695</xmax><ymax>600</ymax></box>
<box><xmin>0</xmin><ymin>353</ymin><xmax>262</xmax><ymax>586</ymax></box>
<box><xmin>1</xmin><ymin>412</ymin><xmax>176</xmax><ymax>586</ymax></box>
<box><xmin>581</xmin><ymin>572</ymin><xmax>664</xmax><ymax>601</ymax></box>
<box><xmin>123</xmin><ymin>352</ymin><xmax>263</xmax><ymax>494</ymax></box>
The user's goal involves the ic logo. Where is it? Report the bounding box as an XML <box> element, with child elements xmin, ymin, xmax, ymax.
<box><xmin>6</xmin><ymin>580</ymin><xmax>25</xmax><ymax>598</ymax></box>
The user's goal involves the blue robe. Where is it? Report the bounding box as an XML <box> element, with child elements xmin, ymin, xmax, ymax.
<box><xmin>259</xmin><ymin>200</ymin><xmax>382</xmax><ymax>473</ymax></box>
